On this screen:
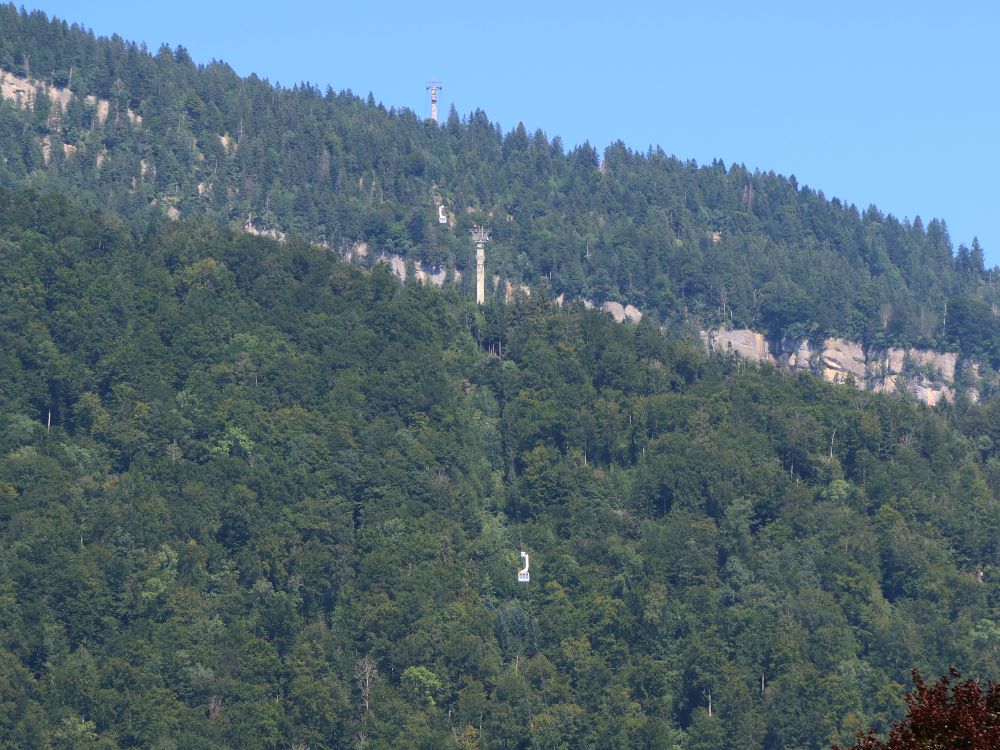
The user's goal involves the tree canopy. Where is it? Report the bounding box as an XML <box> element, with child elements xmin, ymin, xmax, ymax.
<box><xmin>834</xmin><ymin>669</ymin><xmax>1000</xmax><ymax>750</ymax></box>
<box><xmin>0</xmin><ymin>6</ymin><xmax>998</xmax><ymax>748</ymax></box>
<box><xmin>0</xmin><ymin>187</ymin><xmax>997</xmax><ymax>747</ymax></box>
<box><xmin>1</xmin><ymin>4</ymin><xmax>999</xmax><ymax>365</ymax></box>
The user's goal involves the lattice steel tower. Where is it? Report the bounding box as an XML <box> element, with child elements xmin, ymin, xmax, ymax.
<box><xmin>426</xmin><ymin>78</ymin><xmax>443</xmax><ymax>123</ymax></box>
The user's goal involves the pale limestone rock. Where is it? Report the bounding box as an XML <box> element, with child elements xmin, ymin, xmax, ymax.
<box><xmin>603</xmin><ymin>301</ymin><xmax>628</xmax><ymax>323</ymax></box>
<box><xmin>0</xmin><ymin>72</ymin><xmax>32</xmax><ymax>107</ymax></box>
<box><xmin>2</xmin><ymin>81</ymin><xmax>31</xmax><ymax>108</ymax></box>
<box><xmin>886</xmin><ymin>348</ymin><xmax>906</xmax><ymax>375</ymax></box>
<box><xmin>0</xmin><ymin>71</ymin><xmax>139</xmax><ymax>129</ymax></box>
<box><xmin>0</xmin><ymin>71</ymin><xmax>67</xmax><ymax>111</ymax></box>
<box><xmin>504</xmin><ymin>282</ymin><xmax>530</xmax><ymax>301</ymax></box>
<box><xmin>708</xmin><ymin>328</ymin><xmax>774</xmax><ymax>363</ymax></box>
<box><xmin>867</xmin><ymin>348</ymin><xmax>906</xmax><ymax>394</ymax></box>
<box><xmin>779</xmin><ymin>338</ymin><xmax>813</xmax><ymax>370</ymax></box>
<box><xmin>347</xmin><ymin>242</ymin><xmax>368</xmax><ymax>262</ymax></box>
<box><xmin>701</xmin><ymin>328</ymin><xmax>974</xmax><ymax>407</ymax></box>
<box><xmin>50</xmin><ymin>83</ymin><xmax>72</xmax><ymax>112</ymax></box>
<box><xmin>871</xmin><ymin>374</ymin><xmax>898</xmax><ymax>394</ymax></box>
<box><xmin>387</xmin><ymin>255</ymin><xmax>407</xmax><ymax>281</ymax></box>
<box><xmin>820</xmin><ymin>338</ymin><xmax>866</xmax><ymax>384</ymax></box>
<box><xmin>413</xmin><ymin>265</ymin><xmax>447</xmax><ymax>287</ymax></box>
<box><xmin>85</xmin><ymin>95</ymin><xmax>109</xmax><ymax>125</ymax></box>
<box><xmin>244</xmin><ymin>218</ymin><xmax>286</xmax><ymax>242</ymax></box>
<box><xmin>909</xmin><ymin>350</ymin><xmax>957</xmax><ymax>382</ymax></box>
<box><xmin>907</xmin><ymin>379</ymin><xmax>953</xmax><ymax>407</ymax></box>
<box><xmin>368</xmin><ymin>252</ymin><xmax>453</xmax><ymax>289</ymax></box>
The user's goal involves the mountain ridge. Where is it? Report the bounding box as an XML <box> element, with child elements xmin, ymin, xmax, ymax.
<box><xmin>1</xmin><ymin>60</ymin><xmax>989</xmax><ymax>409</ymax></box>
<box><xmin>3</xmin><ymin>3</ymin><xmax>1000</xmax><ymax>375</ymax></box>
<box><xmin>1</xmin><ymin>7</ymin><xmax>1000</xmax><ymax>748</ymax></box>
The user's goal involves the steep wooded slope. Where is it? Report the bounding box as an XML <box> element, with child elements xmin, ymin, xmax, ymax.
<box><xmin>1</xmin><ymin>188</ymin><xmax>999</xmax><ymax>748</ymax></box>
<box><xmin>2</xmin><ymin>5</ymin><xmax>1000</xmax><ymax>367</ymax></box>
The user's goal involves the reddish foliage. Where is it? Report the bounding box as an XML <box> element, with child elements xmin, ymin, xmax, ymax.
<box><xmin>834</xmin><ymin>668</ymin><xmax>1000</xmax><ymax>749</ymax></box>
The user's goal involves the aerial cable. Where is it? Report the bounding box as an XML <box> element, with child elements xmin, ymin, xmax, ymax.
<box><xmin>488</xmin><ymin>298</ymin><xmax>553</xmax><ymax>743</ymax></box>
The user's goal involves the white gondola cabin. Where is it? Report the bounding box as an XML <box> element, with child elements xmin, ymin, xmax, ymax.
<box><xmin>517</xmin><ymin>550</ymin><xmax>530</xmax><ymax>583</ymax></box>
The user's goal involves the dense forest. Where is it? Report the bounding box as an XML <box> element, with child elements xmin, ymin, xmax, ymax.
<box><xmin>2</xmin><ymin>6</ymin><xmax>1000</xmax><ymax>749</ymax></box>
<box><xmin>3</xmin><ymin>5</ymin><xmax>1000</xmax><ymax>367</ymax></box>
<box><xmin>1</xmin><ymin>187</ymin><xmax>999</xmax><ymax>748</ymax></box>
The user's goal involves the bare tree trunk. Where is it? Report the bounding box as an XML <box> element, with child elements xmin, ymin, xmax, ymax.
<box><xmin>355</xmin><ymin>656</ymin><xmax>377</xmax><ymax>713</ymax></box>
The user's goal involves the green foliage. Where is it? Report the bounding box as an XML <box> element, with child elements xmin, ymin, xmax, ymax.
<box><xmin>834</xmin><ymin>669</ymin><xmax>1000</xmax><ymax>749</ymax></box>
<box><xmin>0</xmin><ymin>5</ymin><xmax>998</xmax><ymax>366</ymax></box>
<box><xmin>0</xmin><ymin>189</ymin><xmax>996</xmax><ymax>748</ymax></box>
<box><xmin>0</xmin><ymin>7</ymin><xmax>998</xmax><ymax>748</ymax></box>
<box><xmin>402</xmin><ymin>665</ymin><xmax>443</xmax><ymax>706</ymax></box>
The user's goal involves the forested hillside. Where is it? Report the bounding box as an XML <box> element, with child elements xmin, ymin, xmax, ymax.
<box><xmin>3</xmin><ymin>5</ymin><xmax>1000</xmax><ymax>367</ymax></box>
<box><xmin>1</xmin><ymin>188</ymin><xmax>999</xmax><ymax>748</ymax></box>
<box><xmin>3</xmin><ymin>5</ymin><xmax>1000</xmax><ymax>749</ymax></box>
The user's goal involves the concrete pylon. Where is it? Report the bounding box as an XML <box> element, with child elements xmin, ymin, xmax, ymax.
<box><xmin>470</xmin><ymin>225</ymin><xmax>490</xmax><ymax>305</ymax></box>
<box><xmin>476</xmin><ymin>244</ymin><xmax>485</xmax><ymax>304</ymax></box>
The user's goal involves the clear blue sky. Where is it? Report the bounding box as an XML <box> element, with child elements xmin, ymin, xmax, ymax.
<box><xmin>24</xmin><ymin>0</ymin><xmax>1000</xmax><ymax>266</ymax></box>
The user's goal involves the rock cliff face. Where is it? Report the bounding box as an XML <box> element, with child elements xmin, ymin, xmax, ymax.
<box><xmin>601</xmin><ymin>301</ymin><xmax>643</xmax><ymax>324</ymax></box>
<box><xmin>241</xmin><ymin>237</ymin><xmax>978</xmax><ymax>408</ymax></box>
<box><xmin>0</xmin><ymin>71</ymin><xmax>143</xmax><ymax>166</ymax></box>
<box><xmin>704</xmin><ymin>328</ymin><xmax>974</xmax><ymax>406</ymax></box>
<box><xmin>249</xmin><ymin>234</ymin><xmax>970</xmax><ymax>408</ymax></box>
<box><xmin>340</xmin><ymin>246</ymin><xmax>646</xmax><ymax>322</ymax></box>
<box><xmin>701</xmin><ymin>329</ymin><xmax>770</xmax><ymax>362</ymax></box>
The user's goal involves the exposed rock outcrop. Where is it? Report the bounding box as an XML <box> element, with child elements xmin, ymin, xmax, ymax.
<box><xmin>602</xmin><ymin>301</ymin><xmax>643</xmax><ymax>324</ymax></box>
<box><xmin>817</xmin><ymin>339</ymin><xmax>866</xmax><ymax>384</ymax></box>
<box><xmin>256</xmin><ymin>238</ymin><xmax>978</xmax><ymax>409</ymax></box>
<box><xmin>703</xmin><ymin>329</ymin><xmax>772</xmax><ymax>362</ymax></box>
<box><xmin>0</xmin><ymin>70</ymin><xmax>141</xmax><ymax>124</ymax></box>
<box><xmin>705</xmin><ymin>327</ymin><xmax>976</xmax><ymax>406</ymax></box>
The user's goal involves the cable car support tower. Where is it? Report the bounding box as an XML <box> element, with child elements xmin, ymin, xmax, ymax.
<box><xmin>470</xmin><ymin>224</ymin><xmax>490</xmax><ymax>305</ymax></box>
<box><xmin>426</xmin><ymin>78</ymin><xmax>443</xmax><ymax>123</ymax></box>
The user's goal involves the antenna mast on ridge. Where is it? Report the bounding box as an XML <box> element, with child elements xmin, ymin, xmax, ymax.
<box><xmin>425</xmin><ymin>78</ymin><xmax>443</xmax><ymax>123</ymax></box>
